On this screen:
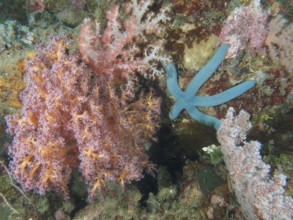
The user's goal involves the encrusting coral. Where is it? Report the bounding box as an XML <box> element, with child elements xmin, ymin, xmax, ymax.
<box><xmin>5</xmin><ymin>0</ymin><xmax>169</xmax><ymax>200</ymax></box>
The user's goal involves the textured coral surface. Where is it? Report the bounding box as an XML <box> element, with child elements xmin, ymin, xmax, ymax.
<box><xmin>5</xmin><ymin>35</ymin><xmax>161</xmax><ymax>199</ymax></box>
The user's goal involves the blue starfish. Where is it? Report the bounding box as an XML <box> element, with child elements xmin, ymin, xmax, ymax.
<box><xmin>166</xmin><ymin>44</ymin><xmax>256</xmax><ymax>130</ymax></box>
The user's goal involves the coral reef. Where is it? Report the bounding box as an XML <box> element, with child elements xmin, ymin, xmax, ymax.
<box><xmin>217</xmin><ymin>107</ymin><xmax>293</xmax><ymax>220</ymax></box>
<box><xmin>1</xmin><ymin>0</ymin><xmax>292</xmax><ymax>219</ymax></box>
<box><xmin>78</xmin><ymin>0</ymin><xmax>171</xmax><ymax>80</ymax></box>
<box><xmin>5</xmin><ymin>32</ymin><xmax>161</xmax><ymax>200</ymax></box>
<box><xmin>219</xmin><ymin>0</ymin><xmax>269</xmax><ymax>57</ymax></box>
<box><xmin>5</xmin><ymin>36</ymin><xmax>86</xmax><ymax>198</ymax></box>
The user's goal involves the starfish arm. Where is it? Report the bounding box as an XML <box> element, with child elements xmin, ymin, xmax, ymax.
<box><xmin>169</xmin><ymin>100</ymin><xmax>186</xmax><ymax>120</ymax></box>
<box><xmin>186</xmin><ymin>107</ymin><xmax>221</xmax><ymax>130</ymax></box>
<box><xmin>166</xmin><ymin>64</ymin><xmax>184</xmax><ymax>99</ymax></box>
<box><xmin>185</xmin><ymin>44</ymin><xmax>229</xmax><ymax>97</ymax></box>
<box><xmin>191</xmin><ymin>80</ymin><xmax>256</xmax><ymax>107</ymax></box>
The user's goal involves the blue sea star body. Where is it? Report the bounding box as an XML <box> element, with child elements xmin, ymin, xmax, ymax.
<box><xmin>166</xmin><ymin>44</ymin><xmax>256</xmax><ymax>129</ymax></box>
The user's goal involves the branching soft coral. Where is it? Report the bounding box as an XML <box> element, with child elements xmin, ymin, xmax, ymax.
<box><xmin>6</xmin><ymin>0</ymin><xmax>168</xmax><ymax>200</ymax></box>
<box><xmin>72</xmin><ymin>76</ymin><xmax>161</xmax><ymax>198</ymax></box>
<box><xmin>78</xmin><ymin>0</ymin><xmax>171</xmax><ymax>80</ymax></box>
<box><xmin>5</xmin><ymin>36</ymin><xmax>84</xmax><ymax>198</ymax></box>
<box><xmin>219</xmin><ymin>1</ymin><xmax>268</xmax><ymax>57</ymax></box>
<box><xmin>6</xmin><ymin>34</ymin><xmax>161</xmax><ymax>199</ymax></box>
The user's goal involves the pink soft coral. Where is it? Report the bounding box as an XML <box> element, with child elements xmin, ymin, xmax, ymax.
<box><xmin>6</xmin><ymin>0</ymin><xmax>169</xmax><ymax>200</ymax></box>
<box><xmin>219</xmin><ymin>1</ymin><xmax>269</xmax><ymax>57</ymax></box>
<box><xmin>6</xmin><ymin>34</ymin><xmax>161</xmax><ymax>199</ymax></box>
<box><xmin>5</xmin><ymin>36</ymin><xmax>84</xmax><ymax>198</ymax></box>
<box><xmin>6</xmin><ymin>0</ymin><xmax>168</xmax><ymax>199</ymax></box>
<box><xmin>78</xmin><ymin>0</ymin><xmax>171</xmax><ymax>80</ymax></box>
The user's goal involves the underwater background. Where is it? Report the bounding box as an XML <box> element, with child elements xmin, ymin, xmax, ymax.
<box><xmin>0</xmin><ymin>0</ymin><xmax>292</xmax><ymax>219</ymax></box>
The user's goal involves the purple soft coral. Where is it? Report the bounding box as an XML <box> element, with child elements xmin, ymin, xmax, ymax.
<box><xmin>5</xmin><ymin>36</ymin><xmax>83</xmax><ymax>198</ymax></box>
<box><xmin>6</xmin><ymin>35</ymin><xmax>160</xmax><ymax>200</ymax></box>
<box><xmin>219</xmin><ymin>1</ymin><xmax>269</xmax><ymax>57</ymax></box>
<box><xmin>6</xmin><ymin>0</ymin><xmax>167</xmax><ymax>200</ymax></box>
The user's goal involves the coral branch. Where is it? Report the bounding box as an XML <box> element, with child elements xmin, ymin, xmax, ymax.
<box><xmin>217</xmin><ymin>107</ymin><xmax>293</xmax><ymax>220</ymax></box>
<box><xmin>78</xmin><ymin>0</ymin><xmax>171</xmax><ymax>79</ymax></box>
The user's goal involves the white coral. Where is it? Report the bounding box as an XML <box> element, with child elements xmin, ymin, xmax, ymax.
<box><xmin>78</xmin><ymin>0</ymin><xmax>171</xmax><ymax>79</ymax></box>
<box><xmin>217</xmin><ymin>107</ymin><xmax>293</xmax><ymax>220</ymax></box>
